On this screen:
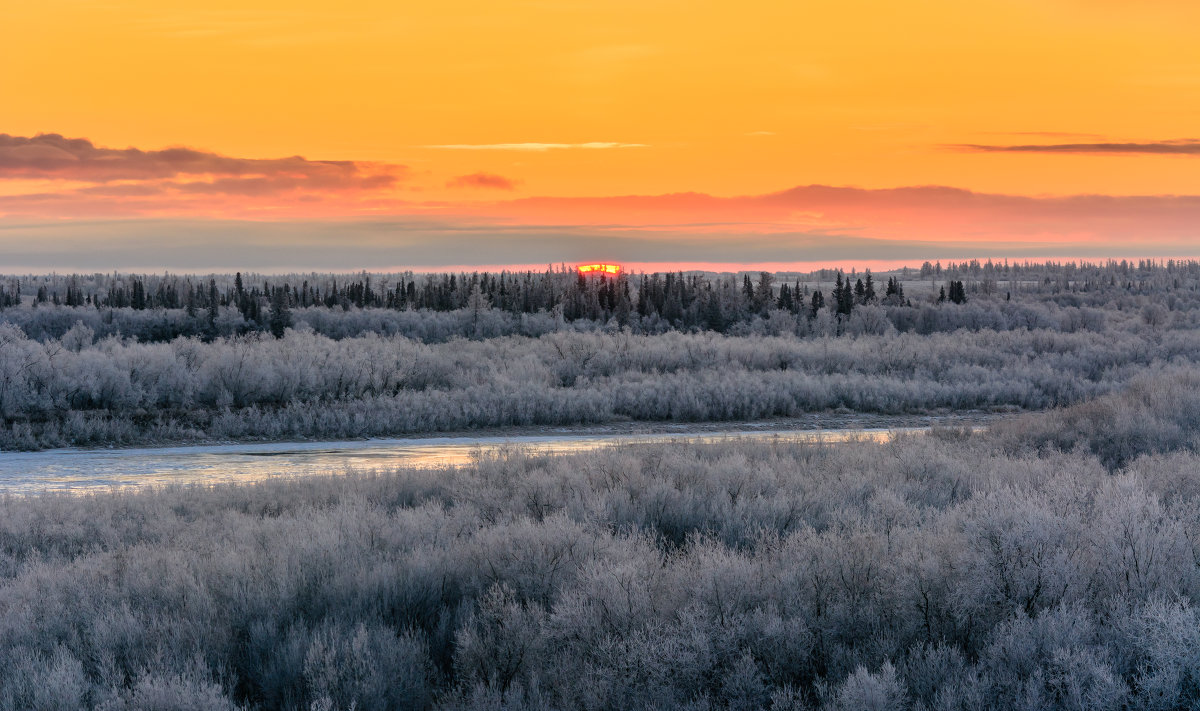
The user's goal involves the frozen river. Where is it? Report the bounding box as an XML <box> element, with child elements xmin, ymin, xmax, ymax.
<box><xmin>0</xmin><ymin>426</ymin><xmax>926</xmax><ymax>494</ymax></box>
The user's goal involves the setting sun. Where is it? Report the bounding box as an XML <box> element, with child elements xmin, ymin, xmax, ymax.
<box><xmin>577</xmin><ymin>264</ymin><xmax>622</xmax><ymax>275</ymax></box>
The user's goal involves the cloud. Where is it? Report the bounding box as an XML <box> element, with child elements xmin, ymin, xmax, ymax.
<box><xmin>481</xmin><ymin>184</ymin><xmax>1200</xmax><ymax>251</ymax></box>
<box><xmin>446</xmin><ymin>172</ymin><xmax>519</xmax><ymax>190</ymax></box>
<box><xmin>0</xmin><ymin>133</ymin><xmax>407</xmax><ymax>189</ymax></box>
<box><xmin>0</xmin><ymin>133</ymin><xmax>413</xmax><ymax>218</ymax></box>
<box><xmin>424</xmin><ymin>142</ymin><xmax>646</xmax><ymax>151</ymax></box>
<box><xmin>0</xmin><ymin>217</ymin><xmax>1021</xmax><ymax>272</ymax></box>
<box><xmin>5</xmin><ymin>133</ymin><xmax>1200</xmax><ymax>267</ymax></box>
<box><xmin>952</xmin><ymin>139</ymin><xmax>1200</xmax><ymax>155</ymax></box>
<box><xmin>2</xmin><ymin>208</ymin><xmax>1197</xmax><ymax>273</ymax></box>
<box><xmin>9</xmin><ymin>177</ymin><xmax>1200</xmax><ymax>255</ymax></box>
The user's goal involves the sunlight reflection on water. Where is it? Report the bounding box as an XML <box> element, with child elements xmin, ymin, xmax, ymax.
<box><xmin>0</xmin><ymin>427</ymin><xmax>919</xmax><ymax>494</ymax></box>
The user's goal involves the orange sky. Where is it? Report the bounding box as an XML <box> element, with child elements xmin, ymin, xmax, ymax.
<box><xmin>3</xmin><ymin>0</ymin><xmax>1200</xmax><ymax>270</ymax></box>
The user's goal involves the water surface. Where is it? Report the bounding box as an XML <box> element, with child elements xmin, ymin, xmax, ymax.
<box><xmin>0</xmin><ymin>427</ymin><xmax>921</xmax><ymax>494</ymax></box>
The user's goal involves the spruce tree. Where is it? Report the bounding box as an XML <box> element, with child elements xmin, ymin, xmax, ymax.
<box><xmin>810</xmin><ymin>289</ymin><xmax>825</xmax><ymax>317</ymax></box>
<box><xmin>269</xmin><ymin>285</ymin><xmax>292</xmax><ymax>338</ymax></box>
<box><xmin>208</xmin><ymin>279</ymin><xmax>219</xmax><ymax>328</ymax></box>
<box><xmin>754</xmin><ymin>271</ymin><xmax>774</xmax><ymax>314</ymax></box>
<box><xmin>703</xmin><ymin>290</ymin><xmax>724</xmax><ymax>331</ymax></box>
<box><xmin>835</xmin><ymin>272</ymin><xmax>854</xmax><ymax>316</ymax></box>
<box><xmin>947</xmin><ymin>280</ymin><xmax>967</xmax><ymax>304</ymax></box>
<box><xmin>777</xmin><ymin>283</ymin><xmax>793</xmax><ymax>312</ymax></box>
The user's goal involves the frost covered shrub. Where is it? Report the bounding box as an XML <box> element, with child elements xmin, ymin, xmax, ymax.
<box><xmin>303</xmin><ymin>621</ymin><xmax>431</xmax><ymax>711</ymax></box>
<box><xmin>992</xmin><ymin>368</ymin><xmax>1200</xmax><ymax>468</ymax></box>
<box><xmin>6</xmin><ymin>323</ymin><xmax>1200</xmax><ymax>449</ymax></box>
<box><xmin>0</xmin><ymin>645</ymin><xmax>88</xmax><ymax>711</ymax></box>
<box><xmin>111</xmin><ymin>669</ymin><xmax>243</xmax><ymax>711</ymax></box>
<box><xmin>3</xmin><ymin>377</ymin><xmax>1200</xmax><ymax>708</ymax></box>
<box><xmin>824</xmin><ymin>662</ymin><xmax>906</xmax><ymax>711</ymax></box>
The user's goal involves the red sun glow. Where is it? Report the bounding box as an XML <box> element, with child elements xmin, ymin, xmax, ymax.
<box><xmin>577</xmin><ymin>264</ymin><xmax>622</xmax><ymax>275</ymax></box>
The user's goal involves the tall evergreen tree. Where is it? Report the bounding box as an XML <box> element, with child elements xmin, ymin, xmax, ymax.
<box><xmin>268</xmin><ymin>285</ymin><xmax>292</xmax><ymax>338</ymax></box>
<box><xmin>947</xmin><ymin>280</ymin><xmax>967</xmax><ymax>304</ymax></box>
<box><xmin>834</xmin><ymin>272</ymin><xmax>853</xmax><ymax>316</ymax></box>
<box><xmin>810</xmin><ymin>289</ymin><xmax>825</xmax><ymax>317</ymax></box>
<box><xmin>777</xmin><ymin>283</ymin><xmax>794</xmax><ymax>312</ymax></box>
<box><xmin>754</xmin><ymin>271</ymin><xmax>774</xmax><ymax>314</ymax></box>
<box><xmin>207</xmin><ymin>279</ymin><xmax>219</xmax><ymax>328</ymax></box>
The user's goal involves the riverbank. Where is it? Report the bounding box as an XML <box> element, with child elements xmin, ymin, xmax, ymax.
<box><xmin>0</xmin><ymin>326</ymin><xmax>1147</xmax><ymax>451</ymax></box>
<box><xmin>8</xmin><ymin>409</ymin><xmax>1003</xmax><ymax>453</ymax></box>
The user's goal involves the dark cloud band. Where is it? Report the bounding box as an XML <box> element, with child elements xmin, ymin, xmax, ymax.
<box><xmin>0</xmin><ymin>133</ymin><xmax>406</xmax><ymax>190</ymax></box>
<box><xmin>953</xmin><ymin>139</ymin><xmax>1200</xmax><ymax>155</ymax></box>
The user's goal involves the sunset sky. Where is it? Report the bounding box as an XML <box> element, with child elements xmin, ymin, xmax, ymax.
<box><xmin>3</xmin><ymin>0</ymin><xmax>1200</xmax><ymax>271</ymax></box>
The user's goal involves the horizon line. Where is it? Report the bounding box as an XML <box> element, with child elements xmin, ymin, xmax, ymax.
<box><xmin>3</xmin><ymin>256</ymin><xmax>1198</xmax><ymax>278</ymax></box>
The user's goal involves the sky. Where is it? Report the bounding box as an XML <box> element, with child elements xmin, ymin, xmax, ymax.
<box><xmin>2</xmin><ymin>0</ymin><xmax>1200</xmax><ymax>272</ymax></box>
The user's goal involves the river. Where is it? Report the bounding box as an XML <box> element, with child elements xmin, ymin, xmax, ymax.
<box><xmin>0</xmin><ymin>426</ymin><xmax>928</xmax><ymax>494</ymax></box>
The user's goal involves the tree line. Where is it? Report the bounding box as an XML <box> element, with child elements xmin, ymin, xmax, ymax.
<box><xmin>4</xmin><ymin>258</ymin><xmax>1200</xmax><ymax>343</ymax></box>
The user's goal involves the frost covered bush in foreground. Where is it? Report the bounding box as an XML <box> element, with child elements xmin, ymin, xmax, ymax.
<box><xmin>4</xmin><ymin>323</ymin><xmax>1200</xmax><ymax>449</ymax></box>
<box><xmin>4</xmin><ymin>379</ymin><xmax>1200</xmax><ymax>709</ymax></box>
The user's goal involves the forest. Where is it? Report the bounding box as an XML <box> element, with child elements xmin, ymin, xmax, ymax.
<box><xmin>2</xmin><ymin>371</ymin><xmax>1200</xmax><ymax>710</ymax></box>
<box><xmin>1</xmin><ymin>259</ymin><xmax>1198</xmax><ymax>449</ymax></box>
<box><xmin>1</xmin><ymin>258</ymin><xmax>1196</xmax><ymax>343</ymax></box>
<box><xmin>4</xmin><ymin>260</ymin><xmax>1200</xmax><ymax>710</ymax></box>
